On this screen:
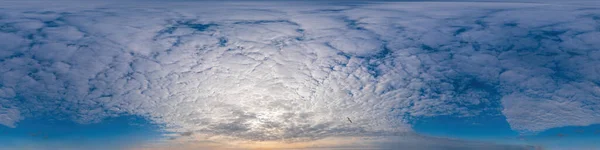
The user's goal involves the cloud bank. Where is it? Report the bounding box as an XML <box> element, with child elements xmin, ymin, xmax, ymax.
<box><xmin>0</xmin><ymin>0</ymin><xmax>599</xmax><ymax>145</ymax></box>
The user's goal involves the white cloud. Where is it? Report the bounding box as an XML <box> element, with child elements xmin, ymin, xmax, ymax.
<box><xmin>0</xmin><ymin>104</ymin><xmax>21</xmax><ymax>128</ymax></box>
<box><xmin>0</xmin><ymin>0</ymin><xmax>598</xmax><ymax>144</ymax></box>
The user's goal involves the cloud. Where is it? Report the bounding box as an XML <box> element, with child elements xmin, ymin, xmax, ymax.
<box><xmin>0</xmin><ymin>106</ymin><xmax>21</xmax><ymax>128</ymax></box>
<box><xmin>0</xmin><ymin>0</ymin><xmax>598</xmax><ymax>145</ymax></box>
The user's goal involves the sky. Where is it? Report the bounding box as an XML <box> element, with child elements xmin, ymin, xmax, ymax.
<box><xmin>0</xmin><ymin>115</ymin><xmax>164</xmax><ymax>150</ymax></box>
<box><xmin>0</xmin><ymin>0</ymin><xmax>599</xmax><ymax>149</ymax></box>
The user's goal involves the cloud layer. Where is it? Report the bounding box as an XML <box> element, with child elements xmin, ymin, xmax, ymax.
<box><xmin>0</xmin><ymin>0</ymin><xmax>599</xmax><ymax>144</ymax></box>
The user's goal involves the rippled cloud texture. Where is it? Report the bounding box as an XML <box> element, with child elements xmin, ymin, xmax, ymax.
<box><xmin>0</xmin><ymin>0</ymin><xmax>599</xmax><ymax>149</ymax></box>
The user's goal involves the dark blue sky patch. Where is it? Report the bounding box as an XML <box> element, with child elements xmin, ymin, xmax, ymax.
<box><xmin>503</xmin><ymin>22</ymin><xmax>518</xmax><ymax>27</ymax></box>
<box><xmin>343</xmin><ymin>17</ymin><xmax>366</xmax><ymax>31</ymax></box>
<box><xmin>182</xmin><ymin>22</ymin><xmax>215</xmax><ymax>32</ymax></box>
<box><xmin>218</xmin><ymin>37</ymin><xmax>228</xmax><ymax>47</ymax></box>
<box><xmin>0</xmin><ymin>23</ymin><xmax>18</xmax><ymax>33</ymax></box>
<box><xmin>453</xmin><ymin>26</ymin><xmax>472</xmax><ymax>36</ymax></box>
<box><xmin>157</xmin><ymin>20</ymin><xmax>216</xmax><ymax>35</ymax></box>
<box><xmin>43</xmin><ymin>21</ymin><xmax>60</xmax><ymax>28</ymax></box>
<box><xmin>232</xmin><ymin>20</ymin><xmax>299</xmax><ymax>26</ymax></box>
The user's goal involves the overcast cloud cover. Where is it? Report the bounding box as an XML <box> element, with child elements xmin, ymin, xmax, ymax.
<box><xmin>0</xmin><ymin>0</ymin><xmax>599</xmax><ymax>149</ymax></box>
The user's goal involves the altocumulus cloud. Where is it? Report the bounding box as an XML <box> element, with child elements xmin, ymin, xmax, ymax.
<box><xmin>0</xmin><ymin>0</ymin><xmax>599</xmax><ymax>148</ymax></box>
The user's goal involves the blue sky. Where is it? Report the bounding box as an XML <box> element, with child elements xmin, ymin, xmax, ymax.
<box><xmin>413</xmin><ymin>115</ymin><xmax>519</xmax><ymax>142</ymax></box>
<box><xmin>414</xmin><ymin>115</ymin><xmax>600</xmax><ymax>149</ymax></box>
<box><xmin>0</xmin><ymin>115</ymin><xmax>163</xmax><ymax>150</ymax></box>
<box><xmin>1</xmin><ymin>0</ymin><xmax>599</xmax><ymax>149</ymax></box>
<box><xmin>523</xmin><ymin>124</ymin><xmax>600</xmax><ymax>149</ymax></box>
